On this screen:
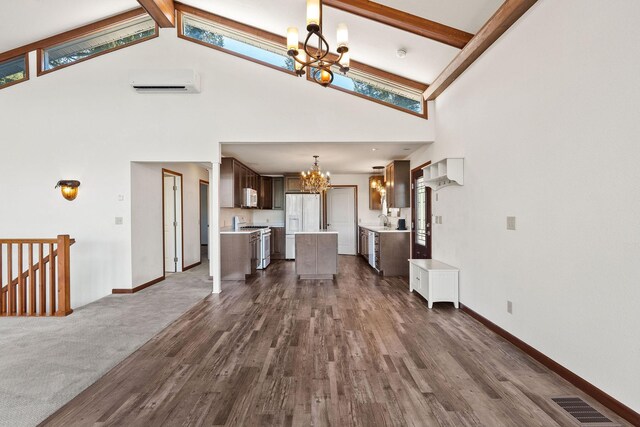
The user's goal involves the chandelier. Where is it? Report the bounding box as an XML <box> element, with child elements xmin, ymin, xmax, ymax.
<box><xmin>286</xmin><ymin>0</ymin><xmax>350</xmax><ymax>87</ymax></box>
<box><xmin>370</xmin><ymin>166</ymin><xmax>386</xmax><ymax>195</ymax></box>
<box><xmin>301</xmin><ymin>155</ymin><xmax>331</xmax><ymax>193</ymax></box>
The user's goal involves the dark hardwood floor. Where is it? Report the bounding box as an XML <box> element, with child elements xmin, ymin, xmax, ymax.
<box><xmin>41</xmin><ymin>256</ymin><xmax>626</xmax><ymax>426</ymax></box>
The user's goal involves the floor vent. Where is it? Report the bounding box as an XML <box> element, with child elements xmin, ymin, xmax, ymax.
<box><xmin>551</xmin><ymin>397</ymin><xmax>620</xmax><ymax>426</ymax></box>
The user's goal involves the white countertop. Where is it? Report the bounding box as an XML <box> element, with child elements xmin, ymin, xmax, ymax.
<box><xmin>294</xmin><ymin>230</ymin><xmax>339</xmax><ymax>234</ymax></box>
<box><xmin>408</xmin><ymin>259</ymin><xmax>459</xmax><ymax>271</ymax></box>
<box><xmin>359</xmin><ymin>224</ymin><xmax>410</xmax><ymax>233</ymax></box>
<box><xmin>220</xmin><ymin>227</ymin><xmax>262</xmax><ymax>234</ymax></box>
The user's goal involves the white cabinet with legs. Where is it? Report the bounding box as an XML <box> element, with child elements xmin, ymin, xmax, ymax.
<box><xmin>409</xmin><ymin>259</ymin><xmax>459</xmax><ymax>308</ymax></box>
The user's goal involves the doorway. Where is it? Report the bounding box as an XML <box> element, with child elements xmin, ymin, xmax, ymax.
<box><xmin>199</xmin><ymin>179</ymin><xmax>209</xmax><ymax>261</ymax></box>
<box><xmin>411</xmin><ymin>163</ymin><xmax>432</xmax><ymax>259</ymax></box>
<box><xmin>326</xmin><ymin>185</ymin><xmax>357</xmax><ymax>255</ymax></box>
<box><xmin>163</xmin><ymin>169</ymin><xmax>184</xmax><ymax>273</ymax></box>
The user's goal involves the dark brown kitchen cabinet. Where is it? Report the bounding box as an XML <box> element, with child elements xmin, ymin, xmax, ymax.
<box><xmin>220</xmin><ymin>158</ymin><xmax>259</xmax><ymax>208</ymax></box>
<box><xmin>272</xmin><ymin>177</ymin><xmax>284</xmax><ymax>210</ymax></box>
<box><xmin>259</xmin><ymin>176</ymin><xmax>272</xmax><ymax>209</ymax></box>
<box><xmin>358</xmin><ymin>227</ymin><xmax>369</xmax><ymax>257</ymax></box>
<box><xmin>385</xmin><ymin>160</ymin><xmax>410</xmax><ymax>208</ymax></box>
<box><xmin>284</xmin><ymin>174</ymin><xmax>302</xmax><ymax>192</ymax></box>
<box><xmin>270</xmin><ymin>226</ymin><xmax>286</xmax><ymax>259</ymax></box>
<box><xmin>221</xmin><ymin>231</ymin><xmax>259</xmax><ymax>281</ymax></box>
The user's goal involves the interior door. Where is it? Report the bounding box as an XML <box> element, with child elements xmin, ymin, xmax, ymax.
<box><xmin>411</xmin><ymin>165</ymin><xmax>431</xmax><ymax>259</ymax></box>
<box><xmin>164</xmin><ymin>175</ymin><xmax>177</xmax><ymax>272</ymax></box>
<box><xmin>327</xmin><ymin>187</ymin><xmax>356</xmax><ymax>255</ymax></box>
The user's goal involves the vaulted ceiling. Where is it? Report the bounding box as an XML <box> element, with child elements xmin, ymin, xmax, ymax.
<box><xmin>1</xmin><ymin>0</ymin><xmax>502</xmax><ymax>85</ymax></box>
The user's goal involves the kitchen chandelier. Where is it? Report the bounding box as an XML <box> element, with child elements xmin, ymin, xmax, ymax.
<box><xmin>286</xmin><ymin>0</ymin><xmax>350</xmax><ymax>87</ymax></box>
<box><xmin>301</xmin><ymin>155</ymin><xmax>331</xmax><ymax>193</ymax></box>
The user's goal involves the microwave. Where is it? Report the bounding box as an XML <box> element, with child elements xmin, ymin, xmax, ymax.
<box><xmin>242</xmin><ymin>188</ymin><xmax>258</xmax><ymax>208</ymax></box>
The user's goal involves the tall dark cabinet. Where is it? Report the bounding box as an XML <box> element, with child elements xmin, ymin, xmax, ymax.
<box><xmin>272</xmin><ymin>177</ymin><xmax>284</xmax><ymax>210</ymax></box>
<box><xmin>385</xmin><ymin>160</ymin><xmax>411</xmax><ymax>208</ymax></box>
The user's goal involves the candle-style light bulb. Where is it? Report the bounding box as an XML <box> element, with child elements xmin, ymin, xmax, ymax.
<box><xmin>339</xmin><ymin>51</ymin><xmax>350</xmax><ymax>69</ymax></box>
<box><xmin>336</xmin><ymin>23</ymin><xmax>348</xmax><ymax>48</ymax></box>
<box><xmin>295</xmin><ymin>50</ymin><xmax>307</xmax><ymax>71</ymax></box>
<box><xmin>287</xmin><ymin>27</ymin><xmax>299</xmax><ymax>52</ymax></box>
<box><xmin>306</xmin><ymin>0</ymin><xmax>320</xmax><ymax>29</ymax></box>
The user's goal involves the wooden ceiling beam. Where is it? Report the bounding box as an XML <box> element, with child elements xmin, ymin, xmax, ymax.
<box><xmin>323</xmin><ymin>0</ymin><xmax>473</xmax><ymax>49</ymax></box>
<box><xmin>137</xmin><ymin>0</ymin><xmax>176</xmax><ymax>28</ymax></box>
<box><xmin>423</xmin><ymin>0</ymin><xmax>538</xmax><ymax>100</ymax></box>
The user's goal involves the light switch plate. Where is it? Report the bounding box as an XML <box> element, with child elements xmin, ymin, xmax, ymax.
<box><xmin>115</xmin><ymin>217</ymin><xmax>123</xmax><ymax>225</ymax></box>
<box><xmin>435</xmin><ymin>193</ymin><xmax>439</xmax><ymax>202</ymax></box>
<box><xmin>507</xmin><ymin>300</ymin><xmax>513</xmax><ymax>314</ymax></box>
<box><xmin>507</xmin><ymin>216</ymin><xmax>516</xmax><ymax>230</ymax></box>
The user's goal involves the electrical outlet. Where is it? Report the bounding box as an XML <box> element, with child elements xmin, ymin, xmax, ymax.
<box><xmin>507</xmin><ymin>216</ymin><xmax>516</xmax><ymax>230</ymax></box>
<box><xmin>507</xmin><ymin>300</ymin><xmax>513</xmax><ymax>314</ymax></box>
<box><xmin>117</xmin><ymin>194</ymin><xmax>124</xmax><ymax>202</ymax></box>
<box><xmin>115</xmin><ymin>217</ymin><xmax>123</xmax><ymax>225</ymax></box>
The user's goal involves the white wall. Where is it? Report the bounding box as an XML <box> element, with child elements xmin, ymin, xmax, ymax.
<box><xmin>409</xmin><ymin>0</ymin><xmax>640</xmax><ymax>412</ymax></box>
<box><xmin>131</xmin><ymin>162</ymin><xmax>208</xmax><ymax>287</ymax></box>
<box><xmin>1</xmin><ymin>27</ymin><xmax>431</xmax><ymax>307</ymax></box>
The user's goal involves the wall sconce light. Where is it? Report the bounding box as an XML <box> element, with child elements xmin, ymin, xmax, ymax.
<box><xmin>55</xmin><ymin>180</ymin><xmax>81</xmax><ymax>201</ymax></box>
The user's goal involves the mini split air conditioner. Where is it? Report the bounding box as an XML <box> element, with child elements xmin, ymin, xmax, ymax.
<box><xmin>129</xmin><ymin>69</ymin><xmax>200</xmax><ymax>93</ymax></box>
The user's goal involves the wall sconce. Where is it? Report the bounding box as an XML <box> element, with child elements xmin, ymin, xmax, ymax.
<box><xmin>55</xmin><ymin>180</ymin><xmax>81</xmax><ymax>201</ymax></box>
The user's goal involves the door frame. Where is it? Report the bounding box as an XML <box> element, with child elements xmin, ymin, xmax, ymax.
<box><xmin>162</xmin><ymin>168</ymin><xmax>185</xmax><ymax>273</ymax></box>
<box><xmin>411</xmin><ymin>162</ymin><xmax>432</xmax><ymax>259</ymax></box>
<box><xmin>324</xmin><ymin>185</ymin><xmax>358</xmax><ymax>256</ymax></box>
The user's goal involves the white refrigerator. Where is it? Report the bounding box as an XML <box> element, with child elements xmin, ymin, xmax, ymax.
<box><xmin>285</xmin><ymin>193</ymin><xmax>321</xmax><ymax>259</ymax></box>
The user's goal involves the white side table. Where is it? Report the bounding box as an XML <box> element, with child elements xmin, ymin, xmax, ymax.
<box><xmin>408</xmin><ymin>259</ymin><xmax>459</xmax><ymax>308</ymax></box>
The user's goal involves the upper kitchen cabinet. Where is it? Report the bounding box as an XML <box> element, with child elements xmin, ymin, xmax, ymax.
<box><xmin>284</xmin><ymin>174</ymin><xmax>302</xmax><ymax>193</ymax></box>
<box><xmin>272</xmin><ymin>177</ymin><xmax>284</xmax><ymax>210</ymax></box>
<box><xmin>385</xmin><ymin>160</ymin><xmax>410</xmax><ymax>208</ymax></box>
<box><xmin>220</xmin><ymin>158</ymin><xmax>259</xmax><ymax>208</ymax></box>
<box><xmin>259</xmin><ymin>176</ymin><xmax>273</xmax><ymax>209</ymax></box>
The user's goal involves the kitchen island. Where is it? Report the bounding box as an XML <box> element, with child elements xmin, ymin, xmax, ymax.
<box><xmin>295</xmin><ymin>231</ymin><xmax>338</xmax><ymax>279</ymax></box>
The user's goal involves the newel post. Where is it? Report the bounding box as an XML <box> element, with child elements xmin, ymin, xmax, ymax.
<box><xmin>56</xmin><ymin>235</ymin><xmax>73</xmax><ymax>316</ymax></box>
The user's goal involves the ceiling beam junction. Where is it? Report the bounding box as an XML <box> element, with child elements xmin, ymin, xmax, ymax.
<box><xmin>423</xmin><ymin>0</ymin><xmax>538</xmax><ymax>100</ymax></box>
<box><xmin>137</xmin><ymin>0</ymin><xmax>176</xmax><ymax>28</ymax></box>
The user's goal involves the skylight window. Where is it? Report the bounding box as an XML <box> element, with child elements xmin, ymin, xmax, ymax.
<box><xmin>181</xmin><ymin>14</ymin><xmax>294</xmax><ymax>73</ymax></box>
<box><xmin>329</xmin><ymin>66</ymin><xmax>425</xmax><ymax>115</ymax></box>
<box><xmin>41</xmin><ymin>15</ymin><xmax>157</xmax><ymax>73</ymax></box>
<box><xmin>0</xmin><ymin>55</ymin><xmax>28</xmax><ymax>89</ymax></box>
<box><xmin>176</xmin><ymin>5</ymin><xmax>428</xmax><ymax>118</ymax></box>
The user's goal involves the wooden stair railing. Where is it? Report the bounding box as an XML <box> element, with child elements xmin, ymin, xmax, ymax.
<box><xmin>0</xmin><ymin>235</ymin><xmax>75</xmax><ymax>317</ymax></box>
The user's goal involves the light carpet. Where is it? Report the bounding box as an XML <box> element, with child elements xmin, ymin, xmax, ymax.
<box><xmin>0</xmin><ymin>263</ymin><xmax>213</xmax><ymax>427</ymax></box>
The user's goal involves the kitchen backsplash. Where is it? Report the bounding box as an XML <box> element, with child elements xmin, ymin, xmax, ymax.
<box><xmin>220</xmin><ymin>208</ymin><xmax>253</xmax><ymax>228</ymax></box>
<box><xmin>252</xmin><ymin>209</ymin><xmax>285</xmax><ymax>225</ymax></box>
